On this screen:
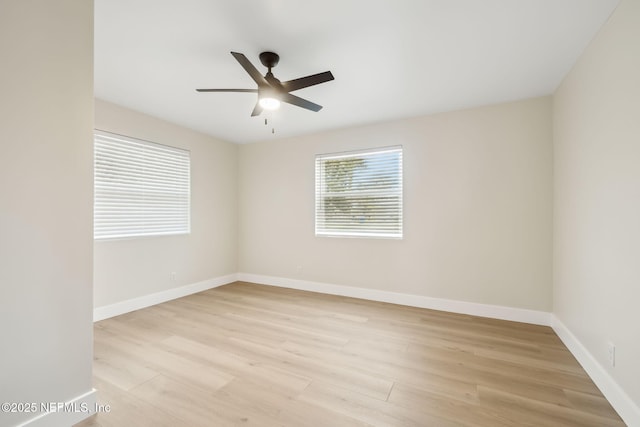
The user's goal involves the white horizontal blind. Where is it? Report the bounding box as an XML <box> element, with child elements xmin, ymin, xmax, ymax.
<box><xmin>316</xmin><ymin>146</ymin><xmax>403</xmax><ymax>238</ymax></box>
<box><xmin>94</xmin><ymin>130</ymin><xmax>190</xmax><ymax>239</ymax></box>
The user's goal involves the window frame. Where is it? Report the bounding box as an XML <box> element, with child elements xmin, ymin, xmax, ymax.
<box><xmin>315</xmin><ymin>145</ymin><xmax>403</xmax><ymax>239</ymax></box>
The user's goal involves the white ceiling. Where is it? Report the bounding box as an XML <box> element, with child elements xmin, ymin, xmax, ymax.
<box><xmin>95</xmin><ymin>0</ymin><xmax>619</xmax><ymax>144</ymax></box>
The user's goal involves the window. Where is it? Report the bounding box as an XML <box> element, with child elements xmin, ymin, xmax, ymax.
<box><xmin>94</xmin><ymin>130</ymin><xmax>190</xmax><ymax>239</ymax></box>
<box><xmin>315</xmin><ymin>146</ymin><xmax>403</xmax><ymax>238</ymax></box>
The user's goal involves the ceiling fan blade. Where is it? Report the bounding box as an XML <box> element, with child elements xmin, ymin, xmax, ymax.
<box><xmin>282</xmin><ymin>71</ymin><xmax>334</xmax><ymax>92</ymax></box>
<box><xmin>231</xmin><ymin>51</ymin><xmax>270</xmax><ymax>88</ymax></box>
<box><xmin>281</xmin><ymin>93</ymin><xmax>323</xmax><ymax>112</ymax></box>
<box><xmin>196</xmin><ymin>88</ymin><xmax>258</xmax><ymax>93</ymax></box>
<box><xmin>251</xmin><ymin>102</ymin><xmax>263</xmax><ymax>117</ymax></box>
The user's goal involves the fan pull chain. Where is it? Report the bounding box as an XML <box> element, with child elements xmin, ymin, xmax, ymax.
<box><xmin>264</xmin><ymin>116</ymin><xmax>275</xmax><ymax>134</ymax></box>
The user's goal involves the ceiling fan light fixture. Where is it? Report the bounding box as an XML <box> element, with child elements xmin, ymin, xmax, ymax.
<box><xmin>259</xmin><ymin>96</ymin><xmax>281</xmax><ymax>110</ymax></box>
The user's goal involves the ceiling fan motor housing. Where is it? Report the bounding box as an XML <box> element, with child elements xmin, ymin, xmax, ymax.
<box><xmin>259</xmin><ymin>51</ymin><xmax>280</xmax><ymax>70</ymax></box>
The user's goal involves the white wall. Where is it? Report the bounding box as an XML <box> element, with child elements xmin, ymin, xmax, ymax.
<box><xmin>0</xmin><ymin>1</ymin><xmax>94</xmax><ymax>426</ymax></box>
<box><xmin>93</xmin><ymin>100</ymin><xmax>238</xmax><ymax>308</ymax></box>
<box><xmin>553</xmin><ymin>0</ymin><xmax>640</xmax><ymax>418</ymax></box>
<box><xmin>239</xmin><ymin>97</ymin><xmax>553</xmax><ymax>312</ymax></box>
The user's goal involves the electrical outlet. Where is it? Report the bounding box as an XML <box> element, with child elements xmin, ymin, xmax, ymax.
<box><xmin>607</xmin><ymin>342</ymin><xmax>615</xmax><ymax>367</ymax></box>
<box><xmin>170</xmin><ymin>272</ymin><xmax>177</xmax><ymax>281</ymax></box>
<box><xmin>296</xmin><ymin>265</ymin><xmax>303</xmax><ymax>274</ymax></box>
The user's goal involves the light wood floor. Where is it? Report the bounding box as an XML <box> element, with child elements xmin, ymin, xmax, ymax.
<box><xmin>76</xmin><ymin>281</ymin><xmax>625</xmax><ymax>427</ymax></box>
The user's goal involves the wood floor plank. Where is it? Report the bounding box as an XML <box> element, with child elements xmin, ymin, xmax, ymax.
<box><xmin>92</xmin><ymin>353</ymin><xmax>159</xmax><ymax>391</ymax></box>
<box><xmin>300</xmin><ymin>380</ymin><xmax>464</xmax><ymax>427</ymax></box>
<box><xmin>478</xmin><ymin>385</ymin><xmax>625</xmax><ymax>427</ymax></box>
<box><xmin>129</xmin><ymin>374</ymin><xmax>280</xmax><ymax>427</ymax></box>
<box><xmin>225</xmin><ymin>335</ymin><xmax>395</xmax><ymax>401</ymax></box>
<box><xmin>388</xmin><ymin>382</ymin><xmax>516</xmax><ymax>427</ymax></box>
<box><xmin>74</xmin><ymin>377</ymin><xmax>191</xmax><ymax>427</ymax></box>
<box><xmin>564</xmin><ymin>388</ymin><xmax>624</xmax><ymax>420</ymax></box>
<box><xmin>76</xmin><ymin>282</ymin><xmax>625</xmax><ymax>427</ymax></box>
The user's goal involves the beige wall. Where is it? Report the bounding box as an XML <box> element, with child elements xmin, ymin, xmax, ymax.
<box><xmin>553</xmin><ymin>0</ymin><xmax>640</xmax><ymax>408</ymax></box>
<box><xmin>93</xmin><ymin>100</ymin><xmax>237</xmax><ymax>307</ymax></box>
<box><xmin>239</xmin><ymin>97</ymin><xmax>553</xmax><ymax>311</ymax></box>
<box><xmin>0</xmin><ymin>1</ymin><xmax>94</xmax><ymax>426</ymax></box>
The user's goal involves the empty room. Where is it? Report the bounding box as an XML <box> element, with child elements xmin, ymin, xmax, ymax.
<box><xmin>1</xmin><ymin>0</ymin><xmax>639</xmax><ymax>426</ymax></box>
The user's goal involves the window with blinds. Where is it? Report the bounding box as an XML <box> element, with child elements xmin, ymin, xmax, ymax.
<box><xmin>94</xmin><ymin>130</ymin><xmax>190</xmax><ymax>240</ymax></box>
<box><xmin>315</xmin><ymin>146</ymin><xmax>403</xmax><ymax>238</ymax></box>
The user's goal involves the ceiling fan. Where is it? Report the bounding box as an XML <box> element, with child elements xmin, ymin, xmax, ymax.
<box><xmin>196</xmin><ymin>51</ymin><xmax>334</xmax><ymax>117</ymax></box>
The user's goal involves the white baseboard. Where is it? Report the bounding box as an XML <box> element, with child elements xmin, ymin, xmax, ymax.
<box><xmin>551</xmin><ymin>316</ymin><xmax>640</xmax><ymax>427</ymax></box>
<box><xmin>236</xmin><ymin>273</ymin><xmax>551</xmax><ymax>326</ymax></box>
<box><xmin>16</xmin><ymin>388</ymin><xmax>97</xmax><ymax>427</ymax></box>
<box><xmin>93</xmin><ymin>273</ymin><xmax>238</xmax><ymax>321</ymax></box>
